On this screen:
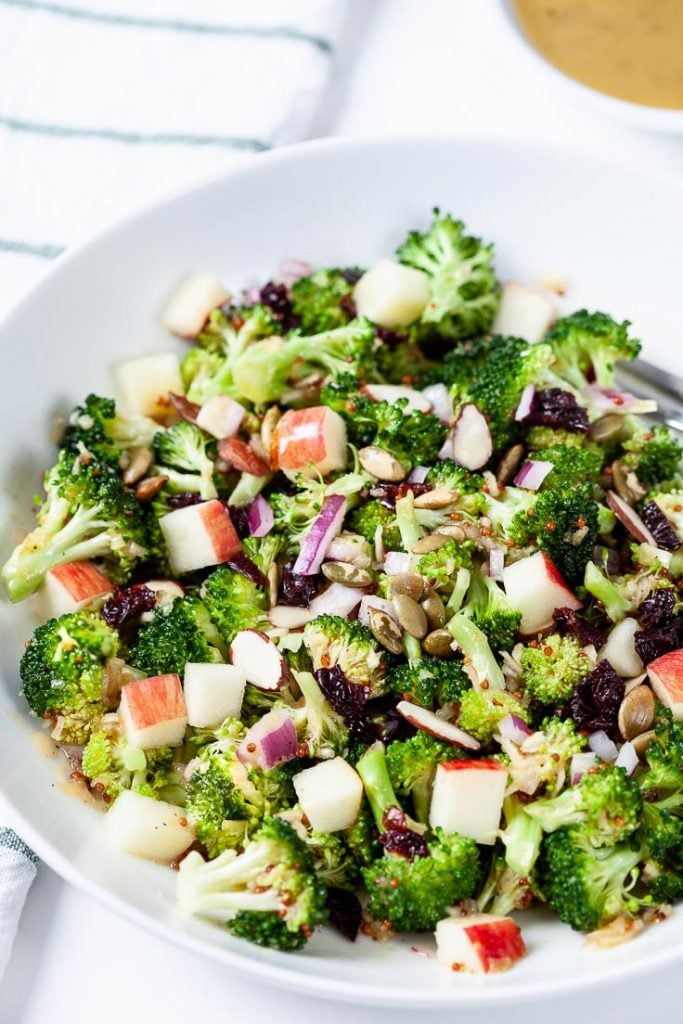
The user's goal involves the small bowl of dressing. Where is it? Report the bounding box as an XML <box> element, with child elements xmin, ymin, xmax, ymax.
<box><xmin>501</xmin><ymin>0</ymin><xmax>683</xmax><ymax>132</ymax></box>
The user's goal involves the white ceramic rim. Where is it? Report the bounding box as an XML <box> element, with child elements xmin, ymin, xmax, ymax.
<box><xmin>3</xmin><ymin>134</ymin><xmax>683</xmax><ymax>1007</ymax></box>
<box><xmin>498</xmin><ymin>0</ymin><xmax>683</xmax><ymax>133</ymax></box>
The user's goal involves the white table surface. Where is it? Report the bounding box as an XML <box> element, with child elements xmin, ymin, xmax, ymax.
<box><xmin>3</xmin><ymin>2</ymin><xmax>683</xmax><ymax>1021</ymax></box>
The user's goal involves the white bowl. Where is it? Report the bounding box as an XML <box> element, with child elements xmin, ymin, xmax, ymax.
<box><xmin>499</xmin><ymin>0</ymin><xmax>683</xmax><ymax>134</ymax></box>
<box><xmin>1</xmin><ymin>136</ymin><xmax>683</xmax><ymax>1008</ymax></box>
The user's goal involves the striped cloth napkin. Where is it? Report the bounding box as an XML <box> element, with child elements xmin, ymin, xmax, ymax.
<box><xmin>0</xmin><ymin>0</ymin><xmax>347</xmax><ymax>318</ymax></box>
<box><xmin>0</xmin><ymin>0</ymin><xmax>346</xmax><ymax>978</ymax></box>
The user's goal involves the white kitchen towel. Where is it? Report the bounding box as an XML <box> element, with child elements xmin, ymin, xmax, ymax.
<box><xmin>0</xmin><ymin>0</ymin><xmax>347</xmax><ymax>317</ymax></box>
<box><xmin>0</xmin><ymin>828</ymin><xmax>38</xmax><ymax>980</ymax></box>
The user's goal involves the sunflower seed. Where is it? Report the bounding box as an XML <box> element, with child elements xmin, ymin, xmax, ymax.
<box><xmin>393</xmin><ymin>593</ymin><xmax>428</xmax><ymax>639</ymax></box>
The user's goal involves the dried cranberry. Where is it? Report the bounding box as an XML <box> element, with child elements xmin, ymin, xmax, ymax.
<box><xmin>102</xmin><ymin>584</ymin><xmax>156</xmax><ymax>626</ymax></box>
<box><xmin>280</xmin><ymin>561</ymin><xmax>318</xmax><ymax>607</ymax></box>
<box><xmin>565</xmin><ymin>659</ymin><xmax>624</xmax><ymax>738</ymax></box>
<box><xmin>339</xmin><ymin>267</ymin><xmax>363</xmax><ymax>286</ymax></box>
<box><xmin>634</xmin><ymin>616</ymin><xmax>683</xmax><ymax>666</ymax></box>
<box><xmin>553</xmin><ymin>607</ymin><xmax>606</xmax><ymax>649</ymax></box>
<box><xmin>641</xmin><ymin>502</ymin><xmax>681</xmax><ymax>552</ymax></box>
<box><xmin>523</xmin><ymin>388</ymin><xmax>589</xmax><ymax>433</ymax></box>
<box><xmin>166</xmin><ymin>492</ymin><xmax>203</xmax><ymax>509</ymax></box>
<box><xmin>226</xmin><ymin>504</ymin><xmax>251</xmax><ymax>539</ymax></box>
<box><xmin>636</xmin><ymin>589</ymin><xmax>676</xmax><ymax>629</ymax></box>
<box><xmin>315</xmin><ymin>665</ymin><xmax>369</xmax><ymax>724</ymax></box>
<box><xmin>369</xmin><ymin>482</ymin><xmax>431</xmax><ymax>509</ymax></box>
<box><xmin>375</xmin><ymin>326</ymin><xmax>408</xmax><ymax>347</ymax></box>
<box><xmin>378</xmin><ymin>807</ymin><xmax>429</xmax><ymax>860</ymax></box>
<box><xmin>258</xmin><ymin>281</ymin><xmax>299</xmax><ymax>331</ymax></box>
<box><xmin>226</xmin><ymin>552</ymin><xmax>268</xmax><ymax>589</ymax></box>
<box><xmin>325</xmin><ymin>887</ymin><xmax>362</xmax><ymax>942</ymax></box>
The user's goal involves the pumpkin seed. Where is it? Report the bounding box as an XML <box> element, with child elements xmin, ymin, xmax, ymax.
<box><xmin>631</xmin><ymin>729</ymin><xmax>656</xmax><ymax>757</ymax></box>
<box><xmin>411</xmin><ymin>534</ymin><xmax>449</xmax><ymax>555</ymax></box>
<box><xmin>421</xmin><ymin>591</ymin><xmax>446</xmax><ymax>629</ymax></box>
<box><xmin>123</xmin><ymin>446</ymin><xmax>153</xmax><ymax>486</ymax></box>
<box><xmin>389</xmin><ymin>573</ymin><xmax>425</xmax><ymax>601</ymax></box>
<box><xmin>358</xmin><ymin>446</ymin><xmax>407</xmax><ymax>482</ymax></box>
<box><xmin>618</xmin><ymin>684</ymin><xmax>655</xmax><ymax>740</ymax></box>
<box><xmin>413</xmin><ymin>489</ymin><xmax>459</xmax><ymax>510</ymax></box>
<box><xmin>422</xmin><ymin>628</ymin><xmax>455</xmax><ymax>657</ymax></box>
<box><xmin>368</xmin><ymin>607</ymin><xmax>404</xmax><ymax>654</ymax></box>
<box><xmin>496</xmin><ymin>443</ymin><xmax>524</xmax><ymax>485</ymax></box>
<box><xmin>588</xmin><ymin>414</ymin><xmax>625</xmax><ymax>444</ymax></box>
<box><xmin>321</xmin><ymin>561</ymin><xmax>373</xmax><ymax>588</ymax></box>
<box><xmin>393</xmin><ymin>593</ymin><xmax>428</xmax><ymax>639</ymax></box>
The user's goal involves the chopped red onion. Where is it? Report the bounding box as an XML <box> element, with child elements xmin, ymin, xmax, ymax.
<box><xmin>309</xmin><ymin>583</ymin><xmax>364</xmax><ymax>618</ymax></box>
<box><xmin>278</xmin><ymin>258</ymin><xmax>311</xmax><ymax>286</ymax></box>
<box><xmin>489</xmin><ymin>547</ymin><xmax>505</xmax><ymax>581</ymax></box>
<box><xmin>237</xmin><ymin>709</ymin><xmax>298</xmax><ymax>770</ymax></box>
<box><xmin>570</xmin><ymin>751</ymin><xmax>598</xmax><ymax>785</ymax></box>
<box><xmin>585</xmin><ymin>385</ymin><xmax>657</xmax><ymax>416</ymax></box>
<box><xmin>383</xmin><ymin>551</ymin><xmax>412</xmax><ymax>576</ymax></box>
<box><xmin>246</xmin><ymin>495</ymin><xmax>274</xmax><ymax>538</ymax></box>
<box><xmin>514</xmin><ymin>459</ymin><xmax>553</xmax><ymax>491</ymax></box>
<box><xmin>358</xmin><ymin>595</ymin><xmax>399</xmax><ymax>628</ymax></box>
<box><xmin>614</xmin><ymin>741</ymin><xmax>639</xmax><ymax>776</ymax></box>
<box><xmin>514</xmin><ymin>384</ymin><xmax>536</xmax><ymax>422</ymax></box>
<box><xmin>408</xmin><ymin>465</ymin><xmax>430</xmax><ymax>484</ymax></box>
<box><xmin>588</xmin><ymin>730</ymin><xmax>618</xmax><ymax>762</ymax></box>
<box><xmin>606</xmin><ymin>491</ymin><xmax>656</xmax><ymax>546</ymax></box>
<box><xmin>421</xmin><ymin>383</ymin><xmax>453</xmax><ymax>423</ymax></box>
<box><xmin>498</xmin><ymin>713</ymin><xmax>532</xmax><ymax>744</ymax></box>
<box><xmin>292</xmin><ymin>495</ymin><xmax>347</xmax><ymax>575</ymax></box>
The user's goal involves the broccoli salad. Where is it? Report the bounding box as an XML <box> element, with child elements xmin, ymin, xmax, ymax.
<box><xmin>5</xmin><ymin>209</ymin><xmax>683</xmax><ymax>973</ymax></box>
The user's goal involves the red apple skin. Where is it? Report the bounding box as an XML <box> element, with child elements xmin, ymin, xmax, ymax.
<box><xmin>439</xmin><ymin>759</ymin><xmax>506</xmax><ymax>773</ymax></box>
<box><xmin>275</xmin><ymin>407</ymin><xmax>329</xmax><ymax>471</ymax></box>
<box><xmin>540</xmin><ymin>552</ymin><xmax>578</xmax><ymax>597</ymax></box>
<box><xmin>198</xmin><ymin>500</ymin><xmax>241</xmax><ymax>562</ymax></box>
<box><xmin>464</xmin><ymin>918</ymin><xmax>526</xmax><ymax>972</ymax></box>
<box><xmin>649</xmin><ymin>649</ymin><xmax>683</xmax><ymax>711</ymax></box>
<box><xmin>121</xmin><ymin>674</ymin><xmax>185</xmax><ymax>729</ymax></box>
<box><xmin>51</xmin><ymin>561</ymin><xmax>111</xmax><ymax>601</ymax></box>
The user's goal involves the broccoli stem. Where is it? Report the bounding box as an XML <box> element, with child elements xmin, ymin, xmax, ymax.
<box><xmin>355</xmin><ymin>743</ymin><xmax>403</xmax><ymax>833</ymax></box>
<box><xmin>501</xmin><ymin>796</ymin><xmax>543</xmax><ymax>877</ymax></box>
<box><xmin>446</xmin><ymin>567</ymin><xmax>472</xmax><ymax>611</ymax></box>
<box><xmin>583</xmin><ymin>562</ymin><xmax>631</xmax><ymax>622</ymax></box>
<box><xmin>403</xmin><ymin>633</ymin><xmax>422</xmax><ymax>664</ymax></box>
<box><xmin>230</xmin><ymin>472</ymin><xmax>271</xmax><ymax>508</ymax></box>
<box><xmin>395</xmin><ymin>493</ymin><xmax>423</xmax><ymax>551</ymax></box>
<box><xmin>447</xmin><ymin>612</ymin><xmax>505</xmax><ymax>690</ymax></box>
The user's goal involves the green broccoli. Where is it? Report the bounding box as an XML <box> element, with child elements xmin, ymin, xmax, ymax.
<box><xmin>414</xmin><ymin>538</ymin><xmax>476</xmax><ymax>593</ymax></box>
<box><xmin>153</xmin><ymin>421</ymin><xmax>217</xmax><ymax>500</ymax></box>
<box><xmin>289</xmin><ymin>267</ymin><xmax>360</xmax><ymax>334</ymax></box>
<box><xmin>344</xmin><ymin>798</ymin><xmax>381</xmax><ymax>869</ymax></box>
<box><xmin>396</xmin><ymin>210</ymin><xmax>499</xmax><ymax>341</ymax></box>
<box><xmin>131</xmin><ymin>596</ymin><xmax>226</xmax><ymax>678</ymax></box>
<box><xmin>279</xmin><ymin>808</ymin><xmax>360</xmax><ymax>889</ymax></box>
<box><xmin>459</xmin><ymin>569</ymin><xmax>522</xmax><ymax>652</ymax></box>
<box><xmin>386</xmin><ymin>731</ymin><xmax>460</xmax><ymax>822</ymax></box>
<box><xmin>511</xmin><ymin>483</ymin><xmax>599</xmax><ymax>584</ymax></box>
<box><xmin>499</xmin><ymin>794</ymin><xmax>544</xmax><ymax>878</ymax></box>
<box><xmin>303</xmin><ymin>615</ymin><xmax>387</xmax><ymax>696</ymax></box>
<box><xmin>457</xmin><ymin>689</ymin><xmax>528</xmax><ymax>744</ymax></box>
<box><xmin>2</xmin><ymin>449</ymin><xmax>149</xmax><ymax>602</ymax></box>
<box><xmin>520</xmin><ymin>633</ymin><xmax>588</xmax><ymax>705</ymax></box>
<box><xmin>539</xmin><ymin>825</ymin><xmax>643</xmax><ymax>932</ymax></box>
<box><xmin>82</xmin><ymin>727</ymin><xmax>177</xmax><ymax>803</ymax></box>
<box><xmin>477</xmin><ymin>853</ymin><xmax>537</xmax><ymax>917</ymax></box>
<box><xmin>447</xmin><ymin>613</ymin><xmax>506</xmax><ymax>690</ymax></box>
<box><xmin>584</xmin><ymin>561</ymin><xmax>671</xmax><ymax>623</ymax></box>
<box><xmin>271</xmin><ymin>470</ymin><xmax>369</xmax><ymax>544</ymax></box>
<box><xmin>202</xmin><ymin>564</ymin><xmax>269</xmax><ymax>644</ymax></box>
<box><xmin>375</xmin><ymin>337</ymin><xmax>438</xmax><ymax>386</ymax></box>
<box><xmin>177</xmin><ymin>817</ymin><xmax>328</xmax><ymax>950</ymax></box>
<box><xmin>545</xmin><ymin>310</ymin><xmax>641</xmax><ymax>392</ymax></box>
<box><xmin>500</xmin><ymin>717</ymin><xmax>586</xmax><ymax>798</ymax></box>
<box><xmin>525</xmin><ymin>426</ymin><xmax>593</xmax><ymax>451</ymax></box>
<box><xmin>385</xmin><ymin>656</ymin><xmax>471</xmax><ymax>709</ymax></box>
<box><xmin>526</xmin><ymin>765</ymin><xmax>642</xmax><ymax>847</ymax></box>
<box><xmin>540</xmin><ymin>444</ymin><xmax>605</xmax><ymax>490</ymax></box>
<box><xmin>231</xmin><ymin>319</ymin><xmax>376</xmax><ymax>405</ymax></box>
<box><xmin>61</xmin><ymin>393</ymin><xmax>159</xmax><ymax>466</ymax></box>
<box><xmin>622</xmin><ymin>424</ymin><xmax>682</xmax><ymax>488</ymax></box>
<box><xmin>289</xmin><ymin>671</ymin><xmax>349</xmax><ymax>759</ymax></box>
<box><xmin>347</xmin><ymin>500</ymin><xmax>402</xmax><ymax>550</ymax></box>
<box><xmin>20</xmin><ymin>611</ymin><xmax>119</xmax><ymax>742</ymax></box>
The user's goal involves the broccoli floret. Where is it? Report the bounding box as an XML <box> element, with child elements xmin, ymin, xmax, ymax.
<box><xmin>347</xmin><ymin>499</ymin><xmax>401</xmax><ymax>550</ymax></box>
<box><xmin>545</xmin><ymin>310</ymin><xmax>641</xmax><ymax>392</ymax></box>
<box><xmin>279</xmin><ymin>807</ymin><xmax>360</xmax><ymax>889</ymax></box>
<box><xmin>375</xmin><ymin>337</ymin><xmax>438</xmax><ymax>386</ymax></box>
<box><xmin>500</xmin><ymin>717</ymin><xmax>586</xmax><ymax>798</ymax></box>
<box><xmin>477</xmin><ymin>852</ymin><xmax>537</xmax><ymax>917</ymax></box>
<box><xmin>639</xmin><ymin>708</ymin><xmax>683</xmax><ymax>799</ymax></box>
<box><xmin>153</xmin><ymin>421</ymin><xmax>217</xmax><ymax>500</ymax></box>
<box><xmin>511</xmin><ymin>484</ymin><xmax>599</xmax><ymax>584</ymax></box>
<box><xmin>344</xmin><ymin>798</ymin><xmax>381</xmax><ymax>869</ymax></box>
<box><xmin>177</xmin><ymin>817</ymin><xmax>328</xmax><ymax>950</ymax></box>
<box><xmin>458</xmin><ymin>689</ymin><xmax>528</xmax><ymax>743</ymax></box>
<box><xmin>447</xmin><ymin>613</ymin><xmax>506</xmax><ymax>690</ymax></box>
<box><xmin>622</xmin><ymin>424</ymin><xmax>682</xmax><ymax>488</ymax></box>
<box><xmin>61</xmin><ymin>394</ymin><xmax>158</xmax><ymax>466</ymax></box>
<box><xmin>396</xmin><ymin>210</ymin><xmax>498</xmax><ymax>341</ymax></box>
<box><xmin>20</xmin><ymin>611</ymin><xmax>119</xmax><ymax>742</ymax></box>
<box><xmin>499</xmin><ymin>794</ymin><xmax>544</xmax><ymax>878</ymax></box>
<box><xmin>482</xmin><ymin>485</ymin><xmax>536</xmax><ymax>546</ymax></box>
<box><xmin>202</xmin><ymin>564</ymin><xmax>269</xmax><ymax>645</ymax></box>
<box><xmin>540</xmin><ymin>444</ymin><xmax>605</xmax><ymax>490</ymax></box>
<box><xmin>424</xmin><ymin>459</ymin><xmax>486</xmax><ymax>511</ymax></box>
<box><xmin>182</xmin><ymin>304</ymin><xmax>281</xmax><ymax>404</ymax></box>
<box><xmin>82</xmin><ymin>727</ymin><xmax>177</xmax><ymax>803</ymax></box>
<box><xmin>131</xmin><ymin>596</ymin><xmax>226</xmax><ymax>678</ymax></box>
<box><xmin>303</xmin><ymin>615</ymin><xmax>387</xmax><ymax>697</ymax></box>
<box><xmin>289</xmin><ymin>671</ymin><xmax>349</xmax><ymax>759</ymax></box>
<box><xmin>230</xmin><ymin>319</ymin><xmax>376</xmax><ymax>405</ymax></box>
<box><xmin>413</xmin><ymin>538</ymin><xmax>476</xmax><ymax>593</ymax></box>
<box><xmin>386</xmin><ymin>731</ymin><xmax>460</xmax><ymax>822</ymax></box>
<box><xmin>539</xmin><ymin>825</ymin><xmax>643</xmax><ymax>932</ymax></box>
<box><xmin>271</xmin><ymin>470</ymin><xmax>369</xmax><ymax>544</ymax></box>
<box><xmin>526</xmin><ymin>426</ymin><xmax>592</xmax><ymax>451</ymax></box>
<box><xmin>526</xmin><ymin>765</ymin><xmax>642</xmax><ymax>847</ymax></box>
<box><xmin>520</xmin><ymin>633</ymin><xmax>589</xmax><ymax>705</ymax></box>
<box><xmin>584</xmin><ymin>561</ymin><xmax>670</xmax><ymax>623</ymax></box>
<box><xmin>289</xmin><ymin>268</ymin><xmax>360</xmax><ymax>334</ymax></box>
<box><xmin>385</xmin><ymin>656</ymin><xmax>470</xmax><ymax>709</ymax></box>
<box><xmin>2</xmin><ymin>450</ymin><xmax>149</xmax><ymax>602</ymax></box>
<box><xmin>459</xmin><ymin>570</ymin><xmax>522</xmax><ymax>652</ymax></box>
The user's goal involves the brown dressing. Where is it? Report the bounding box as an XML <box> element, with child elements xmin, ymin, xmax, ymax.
<box><xmin>515</xmin><ymin>0</ymin><xmax>683</xmax><ymax>110</ymax></box>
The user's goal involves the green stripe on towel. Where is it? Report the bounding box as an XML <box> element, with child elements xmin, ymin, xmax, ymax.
<box><xmin>0</xmin><ymin>238</ymin><xmax>64</xmax><ymax>259</ymax></box>
<box><xmin>0</xmin><ymin>827</ymin><xmax>38</xmax><ymax>863</ymax></box>
<box><xmin>0</xmin><ymin>116</ymin><xmax>270</xmax><ymax>151</ymax></box>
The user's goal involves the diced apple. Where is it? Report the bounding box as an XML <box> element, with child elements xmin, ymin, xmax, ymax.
<box><xmin>159</xmin><ymin>499</ymin><xmax>241</xmax><ymax>575</ymax></box>
<box><xmin>114</xmin><ymin>353</ymin><xmax>184</xmax><ymax>423</ymax></box>
<box><xmin>230</xmin><ymin>629</ymin><xmax>289</xmax><ymax>691</ymax></box>
<box><xmin>162</xmin><ymin>273</ymin><xmax>230</xmax><ymax>339</ymax></box>
<box><xmin>353</xmin><ymin>258</ymin><xmax>430</xmax><ymax>328</ymax></box>
<box><xmin>435</xmin><ymin>913</ymin><xmax>526</xmax><ymax>973</ymax></box>
<box><xmin>491</xmin><ymin>282</ymin><xmax>556</xmax><ymax>344</ymax></box>
<box><xmin>183</xmin><ymin>663</ymin><xmax>246</xmax><ymax>728</ymax></box>
<box><xmin>599</xmin><ymin>618</ymin><xmax>644</xmax><ymax>677</ymax></box>
<box><xmin>274</xmin><ymin>406</ymin><xmax>347</xmax><ymax>481</ymax></box>
<box><xmin>35</xmin><ymin>561</ymin><xmax>112</xmax><ymax>619</ymax></box>
<box><xmin>293</xmin><ymin>758</ymin><xmax>363</xmax><ymax>832</ymax></box>
<box><xmin>195</xmin><ymin>395</ymin><xmax>245</xmax><ymax>439</ymax></box>
<box><xmin>363</xmin><ymin>384</ymin><xmax>432</xmax><ymax>414</ymax></box>
<box><xmin>429</xmin><ymin>759</ymin><xmax>507</xmax><ymax>845</ymax></box>
<box><xmin>105</xmin><ymin>790</ymin><xmax>195</xmax><ymax>862</ymax></box>
<box><xmin>648</xmin><ymin>649</ymin><xmax>683</xmax><ymax>719</ymax></box>
<box><xmin>503</xmin><ymin>551</ymin><xmax>581</xmax><ymax>634</ymax></box>
<box><xmin>119</xmin><ymin>673</ymin><xmax>187</xmax><ymax>749</ymax></box>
